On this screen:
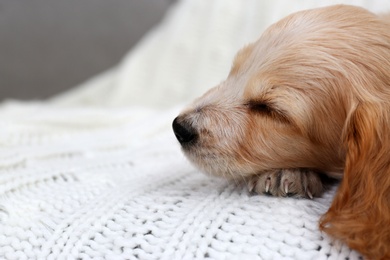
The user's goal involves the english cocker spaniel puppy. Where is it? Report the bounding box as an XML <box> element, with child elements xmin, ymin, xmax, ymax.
<box><xmin>172</xmin><ymin>5</ymin><xmax>390</xmax><ymax>259</ymax></box>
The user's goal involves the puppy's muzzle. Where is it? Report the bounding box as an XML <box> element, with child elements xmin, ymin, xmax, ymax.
<box><xmin>172</xmin><ymin>117</ymin><xmax>198</xmax><ymax>145</ymax></box>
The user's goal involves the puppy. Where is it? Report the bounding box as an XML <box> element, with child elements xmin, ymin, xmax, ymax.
<box><xmin>173</xmin><ymin>5</ymin><xmax>390</xmax><ymax>259</ymax></box>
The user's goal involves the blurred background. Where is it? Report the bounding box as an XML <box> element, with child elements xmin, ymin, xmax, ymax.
<box><xmin>2</xmin><ymin>0</ymin><xmax>390</xmax><ymax>107</ymax></box>
<box><xmin>0</xmin><ymin>0</ymin><xmax>175</xmax><ymax>101</ymax></box>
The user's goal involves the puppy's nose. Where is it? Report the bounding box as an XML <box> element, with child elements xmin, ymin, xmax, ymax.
<box><xmin>172</xmin><ymin>117</ymin><xmax>197</xmax><ymax>144</ymax></box>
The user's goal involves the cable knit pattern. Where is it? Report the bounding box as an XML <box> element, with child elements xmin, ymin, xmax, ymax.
<box><xmin>2</xmin><ymin>0</ymin><xmax>390</xmax><ymax>259</ymax></box>
<box><xmin>0</xmin><ymin>103</ymin><xmax>361</xmax><ymax>259</ymax></box>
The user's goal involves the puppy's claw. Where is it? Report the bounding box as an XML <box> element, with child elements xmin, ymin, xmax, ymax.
<box><xmin>247</xmin><ymin>178</ymin><xmax>256</xmax><ymax>192</ymax></box>
<box><xmin>307</xmin><ymin>190</ymin><xmax>313</xmax><ymax>199</ymax></box>
<box><xmin>283</xmin><ymin>180</ymin><xmax>289</xmax><ymax>194</ymax></box>
<box><xmin>265</xmin><ymin>178</ymin><xmax>271</xmax><ymax>193</ymax></box>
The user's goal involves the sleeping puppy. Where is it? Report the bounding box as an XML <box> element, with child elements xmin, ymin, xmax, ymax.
<box><xmin>172</xmin><ymin>5</ymin><xmax>390</xmax><ymax>259</ymax></box>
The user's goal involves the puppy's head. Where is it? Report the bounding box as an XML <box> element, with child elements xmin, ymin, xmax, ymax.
<box><xmin>173</xmin><ymin>5</ymin><xmax>390</xmax><ymax>181</ymax></box>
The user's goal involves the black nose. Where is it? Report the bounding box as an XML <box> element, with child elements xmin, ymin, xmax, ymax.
<box><xmin>172</xmin><ymin>117</ymin><xmax>197</xmax><ymax>144</ymax></box>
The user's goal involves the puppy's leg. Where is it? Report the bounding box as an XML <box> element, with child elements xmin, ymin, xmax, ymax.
<box><xmin>247</xmin><ymin>169</ymin><xmax>332</xmax><ymax>198</ymax></box>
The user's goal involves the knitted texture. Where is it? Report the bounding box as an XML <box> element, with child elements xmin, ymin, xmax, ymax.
<box><xmin>0</xmin><ymin>102</ymin><xmax>361</xmax><ymax>259</ymax></box>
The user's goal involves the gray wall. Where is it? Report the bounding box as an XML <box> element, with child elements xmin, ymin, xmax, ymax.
<box><xmin>0</xmin><ymin>0</ymin><xmax>174</xmax><ymax>101</ymax></box>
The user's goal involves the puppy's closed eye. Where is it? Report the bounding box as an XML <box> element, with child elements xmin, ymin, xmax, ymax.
<box><xmin>247</xmin><ymin>101</ymin><xmax>272</xmax><ymax>113</ymax></box>
<box><xmin>246</xmin><ymin>100</ymin><xmax>291</xmax><ymax>123</ymax></box>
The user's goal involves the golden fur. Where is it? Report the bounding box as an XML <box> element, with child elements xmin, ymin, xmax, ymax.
<box><xmin>173</xmin><ymin>5</ymin><xmax>390</xmax><ymax>259</ymax></box>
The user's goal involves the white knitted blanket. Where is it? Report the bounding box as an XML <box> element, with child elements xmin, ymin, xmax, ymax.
<box><xmin>0</xmin><ymin>102</ymin><xmax>357</xmax><ymax>259</ymax></box>
<box><xmin>3</xmin><ymin>0</ymin><xmax>390</xmax><ymax>259</ymax></box>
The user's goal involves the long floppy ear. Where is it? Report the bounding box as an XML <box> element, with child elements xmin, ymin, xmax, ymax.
<box><xmin>320</xmin><ymin>102</ymin><xmax>390</xmax><ymax>259</ymax></box>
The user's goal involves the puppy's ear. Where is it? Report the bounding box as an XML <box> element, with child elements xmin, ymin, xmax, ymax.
<box><xmin>320</xmin><ymin>102</ymin><xmax>390</xmax><ymax>259</ymax></box>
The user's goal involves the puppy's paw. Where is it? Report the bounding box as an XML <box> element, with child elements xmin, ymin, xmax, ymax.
<box><xmin>247</xmin><ymin>169</ymin><xmax>326</xmax><ymax>199</ymax></box>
